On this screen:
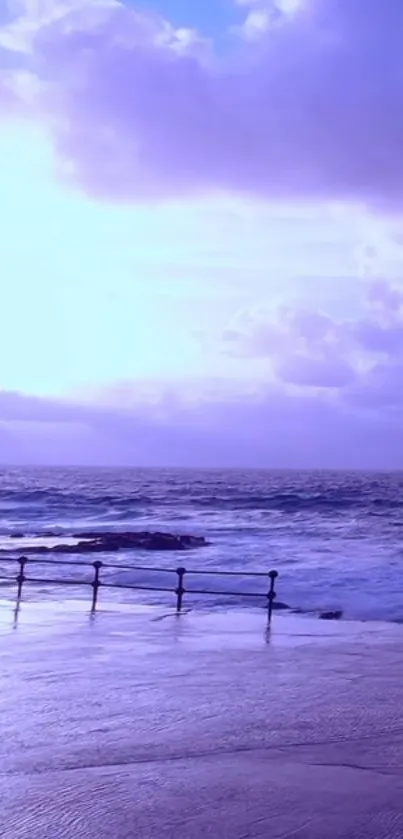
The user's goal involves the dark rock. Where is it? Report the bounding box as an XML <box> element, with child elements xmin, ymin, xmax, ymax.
<box><xmin>71</xmin><ymin>531</ymin><xmax>208</xmax><ymax>553</ymax></box>
<box><xmin>272</xmin><ymin>601</ymin><xmax>290</xmax><ymax>611</ymax></box>
<box><xmin>56</xmin><ymin>544</ymin><xmax>79</xmax><ymax>553</ymax></box>
<box><xmin>43</xmin><ymin>531</ymin><xmax>63</xmax><ymax>538</ymax></box>
<box><xmin>0</xmin><ymin>531</ymin><xmax>209</xmax><ymax>556</ymax></box>
<box><xmin>319</xmin><ymin>610</ymin><xmax>343</xmax><ymax>621</ymax></box>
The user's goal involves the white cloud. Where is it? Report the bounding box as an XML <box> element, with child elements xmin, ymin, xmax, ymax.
<box><xmin>234</xmin><ymin>0</ymin><xmax>303</xmax><ymax>39</ymax></box>
<box><xmin>0</xmin><ymin>0</ymin><xmax>208</xmax><ymax>58</ymax></box>
<box><xmin>238</xmin><ymin>8</ymin><xmax>271</xmax><ymax>39</ymax></box>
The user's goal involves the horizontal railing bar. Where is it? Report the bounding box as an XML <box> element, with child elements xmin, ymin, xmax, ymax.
<box><xmin>0</xmin><ymin>563</ymin><xmax>171</xmax><ymax>576</ymax></box>
<box><xmin>26</xmin><ymin>559</ymin><xmax>94</xmax><ymax>568</ymax></box>
<box><xmin>0</xmin><ymin>577</ymin><xmax>267</xmax><ymax>598</ymax></box>
<box><xmin>0</xmin><ymin>557</ymin><xmax>176</xmax><ymax>574</ymax></box>
<box><xmin>185</xmin><ymin>588</ymin><xmax>265</xmax><ymax>598</ymax></box>
<box><xmin>23</xmin><ymin>577</ymin><xmax>91</xmax><ymax>587</ymax></box>
<box><xmin>186</xmin><ymin>569</ymin><xmax>269</xmax><ymax>578</ymax></box>
<box><xmin>0</xmin><ymin>557</ymin><xmax>271</xmax><ymax>579</ymax></box>
<box><xmin>0</xmin><ymin>559</ymin><xmax>172</xmax><ymax>574</ymax></box>
<box><xmin>0</xmin><ymin>557</ymin><xmax>95</xmax><ymax>568</ymax></box>
<box><xmin>100</xmin><ymin>583</ymin><xmax>175</xmax><ymax>593</ymax></box>
<box><xmin>103</xmin><ymin>564</ymin><xmax>269</xmax><ymax>578</ymax></box>
<box><xmin>100</xmin><ymin>562</ymin><xmax>175</xmax><ymax>573</ymax></box>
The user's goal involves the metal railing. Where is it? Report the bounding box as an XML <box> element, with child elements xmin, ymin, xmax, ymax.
<box><xmin>0</xmin><ymin>556</ymin><xmax>279</xmax><ymax>623</ymax></box>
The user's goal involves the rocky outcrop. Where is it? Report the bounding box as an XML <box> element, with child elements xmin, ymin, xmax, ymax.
<box><xmin>319</xmin><ymin>610</ymin><xmax>343</xmax><ymax>620</ymax></box>
<box><xmin>1</xmin><ymin>531</ymin><xmax>209</xmax><ymax>555</ymax></box>
<box><xmin>271</xmin><ymin>601</ymin><xmax>290</xmax><ymax>611</ymax></box>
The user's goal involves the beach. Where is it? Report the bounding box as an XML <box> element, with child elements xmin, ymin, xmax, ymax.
<box><xmin>2</xmin><ymin>601</ymin><xmax>403</xmax><ymax>838</ymax></box>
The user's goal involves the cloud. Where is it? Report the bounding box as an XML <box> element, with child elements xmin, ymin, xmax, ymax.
<box><xmin>368</xmin><ymin>279</ymin><xmax>403</xmax><ymax>312</ymax></box>
<box><xmin>0</xmin><ymin>390</ymin><xmax>88</xmax><ymax>423</ymax></box>
<box><xmin>222</xmin><ymin>280</ymin><xmax>403</xmax><ymax>389</ymax></box>
<box><xmin>352</xmin><ymin>320</ymin><xmax>403</xmax><ymax>356</ymax></box>
<box><xmin>1</xmin><ymin>375</ymin><xmax>403</xmax><ymax>469</ymax></box>
<box><xmin>1</xmin><ymin>0</ymin><xmax>403</xmax><ymax>207</ymax></box>
<box><xmin>344</xmin><ymin>361</ymin><xmax>403</xmax><ymax>414</ymax></box>
<box><xmin>277</xmin><ymin>353</ymin><xmax>355</xmax><ymax>389</ymax></box>
<box><xmin>234</xmin><ymin>0</ymin><xmax>302</xmax><ymax>40</ymax></box>
<box><xmin>0</xmin><ymin>66</ymin><xmax>21</xmax><ymax>115</ymax></box>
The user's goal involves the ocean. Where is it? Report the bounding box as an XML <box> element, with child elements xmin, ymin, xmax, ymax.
<box><xmin>1</xmin><ymin>467</ymin><xmax>403</xmax><ymax>623</ymax></box>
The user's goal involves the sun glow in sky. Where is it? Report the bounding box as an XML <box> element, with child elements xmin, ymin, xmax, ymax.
<box><xmin>1</xmin><ymin>0</ymin><xmax>403</xmax><ymax>467</ymax></box>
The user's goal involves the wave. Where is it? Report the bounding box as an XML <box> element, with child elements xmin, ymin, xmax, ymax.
<box><xmin>1</xmin><ymin>485</ymin><xmax>403</xmax><ymax>515</ymax></box>
<box><xmin>0</xmin><ymin>489</ymin><xmax>156</xmax><ymax>507</ymax></box>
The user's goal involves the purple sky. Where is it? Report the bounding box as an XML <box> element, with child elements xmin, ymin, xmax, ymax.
<box><xmin>0</xmin><ymin>0</ymin><xmax>403</xmax><ymax>467</ymax></box>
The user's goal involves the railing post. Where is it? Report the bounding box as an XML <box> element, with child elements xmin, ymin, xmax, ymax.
<box><xmin>176</xmin><ymin>567</ymin><xmax>186</xmax><ymax>614</ymax></box>
<box><xmin>16</xmin><ymin>556</ymin><xmax>27</xmax><ymax>601</ymax></box>
<box><xmin>267</xmin><ymin>570</ymin><xmax>278</xmax><ymax>625</ymax></box>
<box><xmin>91</xmin><ymin>561</ymin><xmax>103</xmax><ymax>612</ymax></box>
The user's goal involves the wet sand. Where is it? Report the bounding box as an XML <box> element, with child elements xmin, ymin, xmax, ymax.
<box><xmin>1</xmin><ymin>601</ymin><xmax>403</xmax><ymax>838</ymax></box>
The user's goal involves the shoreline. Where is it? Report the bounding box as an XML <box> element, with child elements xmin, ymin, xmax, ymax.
<box><xmin>1</xmin><ymin>595</ymin><xmax>402</xmax><ymax>647</ymax></box>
